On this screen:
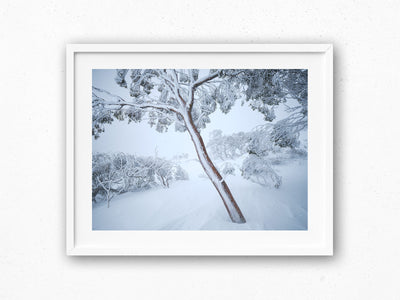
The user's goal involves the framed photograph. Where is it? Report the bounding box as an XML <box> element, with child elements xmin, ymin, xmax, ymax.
<box><xmin>66</xmin><ymin>44</ymin><xmax>333</xmax><ymax>255</ymax></box>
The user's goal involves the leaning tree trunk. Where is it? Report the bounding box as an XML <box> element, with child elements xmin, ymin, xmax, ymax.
<box><xmin>182</xmin><ymin>110</ymin><xmax>246</xmax><ymax>224</ymax></box>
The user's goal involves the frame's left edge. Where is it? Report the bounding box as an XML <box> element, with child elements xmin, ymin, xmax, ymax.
<box><xmin>66</xmin><ymin>44</ymin><xmax>76</xmax><ymax>255</ymax></box>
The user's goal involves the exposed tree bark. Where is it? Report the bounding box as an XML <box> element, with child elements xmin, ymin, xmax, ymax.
<box><xmin>182</xmin><ymin>109</ymin><xmax>246</xmax><ymax>224</ymax></box>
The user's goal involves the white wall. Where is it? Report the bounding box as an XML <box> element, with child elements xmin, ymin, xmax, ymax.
<box><xmin>1</xmin><ymin>0</ymin><xmax>399</xmax><ymax>299</ymax></box>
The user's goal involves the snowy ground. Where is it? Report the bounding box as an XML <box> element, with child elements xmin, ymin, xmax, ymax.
<box><xmin>92</xmin><ymin>158</ymin><xmax>307</xmax><ymax>230</ymax></box>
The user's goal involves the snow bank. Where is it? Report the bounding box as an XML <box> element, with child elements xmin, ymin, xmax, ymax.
<box><xmin>92</xmin><ymin>158</ymin><xmax>307</xmax><ymax>230</ymax></box>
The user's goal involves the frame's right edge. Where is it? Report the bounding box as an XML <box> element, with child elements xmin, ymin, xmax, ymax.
<box><xmin>324</xmin><ymin>44</ymin><xmax>334</xmax><ymax>255</ymax></box>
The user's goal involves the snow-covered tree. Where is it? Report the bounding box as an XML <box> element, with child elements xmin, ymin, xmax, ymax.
<box><xmin>207</xmin><ymin>128</ymin><xmax>283</xmax><ymax>188</ymax></box>
<box><xmin>92</xmin><ymin>153</ymin><xmax>188</xmax><ymax>207</ymax></box>
<box><xmin>92</xmin><ymin>153</ymin><xmax>125</xmax><ymax>208</ymax></box>
<box><xmin>208</xmin><ymin>122</ymin><xmax>307</xmax><ymax>188</ymax></box>
<box><xmin>208</xmin><ymin>129</ymin><xmax>249</xmax><ymax>160</ymax></box>
<box><xmin>241</xmin><ymin>155</ymin><xmax>282</xmax><ymax>188</ymax></box>
<box><xmin>220</xmin><ymin>162</ymin><xmax>236</xmax><ymax>176</ymax></box>
<box><xmin>92</xmin><ymin>69</ymin><xmax>307</xmax><ymax>223</ymax></box>
<box><xmin>151</xmin><ymin>157</ymin><xmax>189</xmax><ymax>188</ymax></box>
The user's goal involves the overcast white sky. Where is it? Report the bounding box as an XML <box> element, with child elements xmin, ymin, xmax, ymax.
<box><xmin>92</xmin><ymin>69</ymin><xmax>289</xmax><ymax>159</ymax></box>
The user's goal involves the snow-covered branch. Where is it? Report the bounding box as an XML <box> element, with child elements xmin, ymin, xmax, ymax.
<box><xmin>192</xmin><ymin>71</ymin><xmax>219</xmax><ymax>89</ymax></box>
<box><xmin>92</xmin><ymin>86</ymin><xmax>182</xmax><ymax>115</ymax></box>
<box><xmin>187</xmin><ymin>71</ymin><xmax>219</xmax><ymax>111</ymax></box>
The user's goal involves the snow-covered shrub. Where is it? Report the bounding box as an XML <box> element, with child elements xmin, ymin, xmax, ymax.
<box><xmin>173</xmin><ymin>165</ymin><xmax>189</xmax><ymax>181</ymax></box>
<box><xmin>241</xmin><ymin>155</ymin><xmax>282</xmax><ymax>188</ymax></box>
<box><xmin>208</xmin><ymin>130</ymin><xmax>249</xmax><ymax>160</ymax></box>
<box><xmin>92</xmin><ymin>153</ymin><xmax>189</xmax><ymax>206</ymax></box>
<box><xmin>207</xmin><ymin>122</ymin><xmax>307</xmax><ymax>188</ymax></box>
<box><xmin>172</xmin><ymin>153</ymin><xmax>189</xmax><ymax>161</ymax></box>
<box><xmin>152</xmin><ymin>158</ymin><xmax>189</xmax><ymax>188</ymax></box>
<box><xmin>92</xmin><ymin>153</ymin><xmax>126</xmax><ymax>207</ymax></box>
<box><xmin>221</xmin><ymin>162</ymin><xmax>236</xmax><ymax>176</ymax></box>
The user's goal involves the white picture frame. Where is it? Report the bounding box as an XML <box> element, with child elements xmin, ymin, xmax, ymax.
<box><xmin>66</xmin><ymin>44</ymin><xmax>333</xmax><ymax>256</ymax></box>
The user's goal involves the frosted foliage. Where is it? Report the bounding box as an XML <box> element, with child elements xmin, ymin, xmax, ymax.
<box><xmin>92</xmin><ymin>87</ymin><xmax>145</xmax><ymax>139</ymax></box>
<box><xmin>221</xmin><ymin>162</ymin><xmax>236</xmax><ymax>176</ymax></box>
<box><xmin>92</xmin><ymin>153</ymin><xmax>188</xmax><ymax>206</ymax></box>
<box><xmin>236</xmin><ymin>69</ymin><xmax>307</xmax><ymax>124</ymax></box>
<box><xmin>241</xmin><ymin>155</ymin><xmax>282</xmax><ymax>188</ymax></box>
<box><xmin>213</xmin><ymin>82</ymin><xmax>240</xmax><ymax>113</ymax></box>
<box><xmin>115</xmin><ymin>69</ymin><xmax>128</xmax><ymax>88</ymax></box>
<box><xmin>92</xmin><ymin>69</ymin><xmax>307</xmax><ymax>138</ymax></box>
<box><xmin>208</xmin><ymin>123</ymin><xmax>307</xmax><ymax>188</ymax></box>
<box><xmin>207</xmin><ymin>130</ymin><xmax>249</xmax><ymax>160</ymax></box>
<box><xmin>191</xmin><ymin>89</ymin><xmax>217</xmax><ymax>129</ymax></box>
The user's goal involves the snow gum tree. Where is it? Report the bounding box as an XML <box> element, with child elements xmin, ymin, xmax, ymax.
<box><xmin>92</xmin><ymin>69</ymin><xmax>307</xmax><ymax>223</ymax></box>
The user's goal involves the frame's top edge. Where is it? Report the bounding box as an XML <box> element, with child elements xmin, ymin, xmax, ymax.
<box><xmin>66</xmin><ymin>44</ymin><xmax>333</xmax><ymax>53</ymax></box>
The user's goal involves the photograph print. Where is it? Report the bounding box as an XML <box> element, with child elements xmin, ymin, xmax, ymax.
<box><xmin>92</xmin><ymin>68</ymin><xmax>308</xmax><ymax>230</ymax></box>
